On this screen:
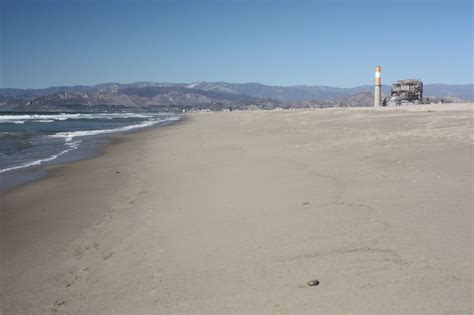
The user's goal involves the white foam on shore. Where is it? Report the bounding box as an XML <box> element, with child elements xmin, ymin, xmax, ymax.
<box><xmin>36</xmin><ymin>120</ymin><xmax>55</xmax><ymax>123</ymax></box>
<box><xmin>0</xmin><ymin>140</ymin><xmax>82</xmax><ymax>174</ymax></box>
<box><xmin>0</xmin><ymin>115</ymin><xmax>181</xmax><ymax>174</ymax></box>
<box><xmin>50</xmin><ymin>116</ymin><xmax>180</xmax><ymax>142</ymax></box>
<box><xmin>0</xmin><ymin>112</ymin><xmax>155</xmax><ymax>123</ymax></box>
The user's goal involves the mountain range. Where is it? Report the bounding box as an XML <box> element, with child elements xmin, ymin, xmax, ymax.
<box><xmin>1</xmin><ymin>82</ymin><xmax>472</xmax><ymax>111</ymax></box>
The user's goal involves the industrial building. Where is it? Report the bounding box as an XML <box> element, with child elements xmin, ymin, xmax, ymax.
<box><xmin>387</xmin><ymin>79</ymin><xmax>423</xmax><ymax>106</ymax></box>
<box><xmin>373</xmin><ymin>66</ymin><xmax>424</xmax><ymax>107</ymax></box>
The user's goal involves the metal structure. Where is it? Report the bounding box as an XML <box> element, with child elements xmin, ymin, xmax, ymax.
<box><xmin>387</xmin><ymin>79</ymin><xmax>423</xmax><ymax>106</ymax></box>
<box><xmin>374</xmin><ymin>66</ymin><xmax>381</xmax><ymax>107</ymax></box>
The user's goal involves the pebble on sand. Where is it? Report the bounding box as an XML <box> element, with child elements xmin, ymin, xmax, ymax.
<box><xmin>307</xmin><ymin>279</ymin><xmax>320</xmax><ymax>286</ymax></box>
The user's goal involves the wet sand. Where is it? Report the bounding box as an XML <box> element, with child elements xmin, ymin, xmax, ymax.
<box><xmin>1</xmin><ymin>103</ymin><xmax>473</xmax><ymax>313</ymax></box>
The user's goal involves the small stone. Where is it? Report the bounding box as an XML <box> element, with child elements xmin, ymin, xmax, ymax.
<box><xmin>303</xmin><ymin>202</ymin><xmax>309</xmax><ymax>206</ymax></box>
<box><xmin>115</xmin><ymin>171</ymin><xmax>120</xmax><ymax>174</ymax></box>
<box><xmin>307</xmin><ymin>279</ymin><xmax>320</xmax><ymax>286</ymax></box>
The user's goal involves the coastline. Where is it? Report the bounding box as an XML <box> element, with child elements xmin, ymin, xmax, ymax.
<box><xmin>1</xmin><ymin>104</ymin><xmax>473</xmax><ymax>313</ymax></box>
<box><xmin>0</xmin><ymin>116</ymin><xmax>184</xmax><ymax>193</ymax></box>
<box><xmin>0</xmin><ymin>119</ymin><xmax>188</xmax><ymax>261</ymax></box>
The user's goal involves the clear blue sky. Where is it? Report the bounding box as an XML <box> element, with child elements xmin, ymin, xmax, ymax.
<box><xmin>1</xmin><ymin>0</ymin><xmax>472</xmax><ymax>89</ymax></box>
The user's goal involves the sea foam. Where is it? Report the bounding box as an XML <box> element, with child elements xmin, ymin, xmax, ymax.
<box><xmin>0</xmin><ymin>114</ymin><xmax>181</xmax><ymax>174</ymax></box>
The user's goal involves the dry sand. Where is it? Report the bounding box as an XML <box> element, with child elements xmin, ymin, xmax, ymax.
<box><xmin>1</xmin><ymin>103</ymin><xmax>473</xmax><ymax>313</ymax></box>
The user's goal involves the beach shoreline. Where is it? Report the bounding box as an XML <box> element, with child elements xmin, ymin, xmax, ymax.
<box><xmin>0</xmin><ymin>115</ymin><xmax>184</xmax><ymax>193</ymax></box>
<box><xmin>1</xmin><ymin>103</ymin><xmax>473</xmax><ymax>313</ymax></box>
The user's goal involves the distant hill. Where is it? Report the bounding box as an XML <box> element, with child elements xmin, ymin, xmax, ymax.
<box><xmin>183</xmin><ymin>82</ymin><xmax>393</xmax><ymax>101</ymax></box>
<box><xmin>423</xmin><ymin>84</ymin><xmax>473</xmax><ymax>100</ymax></box>
<box><xmin>0</xmin><ymin>82</ymin><xmax>471</xmax><ymax>111</ymax></box>
<box><xmin>179</xmin><ymin>82</ymin><xmax>473</xmax><ymax>101</ymax></box>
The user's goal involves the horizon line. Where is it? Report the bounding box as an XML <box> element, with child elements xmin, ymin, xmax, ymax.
<box><xmin>2</xmin><ymin>80</ymin><xmax>473</xmax><ymax>90</ymax></box>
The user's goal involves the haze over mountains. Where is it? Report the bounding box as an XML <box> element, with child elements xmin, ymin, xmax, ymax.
<box><xmin>1</xmin><ymin>82</ymin><xmax>472</xmax><ymax>111</ymax></box>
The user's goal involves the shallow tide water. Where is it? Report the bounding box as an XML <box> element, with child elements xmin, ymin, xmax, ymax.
<box><xmin>0</xmin><ymin>111</ymin><xmax>181</xmax><ymax>191</ymax></box>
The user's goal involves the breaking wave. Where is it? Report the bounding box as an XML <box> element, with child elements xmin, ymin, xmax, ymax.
<box><xmin>0</xmin><ymin>112</ymin><xmax>155</xmax><ymax>124</ymax></box>
<box><xmin>0</xmin><ymin>140</ymin><xmax>81</xmax><ymax>174</ymax></box>
<box><xmin>50</xmin><ymin>116</ymin><xmax>180</xmax><ymax>142</ymax></box>
<box><xmin>0</xmin><ymin>114</ymin><xmax>181</xmax><ymax>174</ymax></box>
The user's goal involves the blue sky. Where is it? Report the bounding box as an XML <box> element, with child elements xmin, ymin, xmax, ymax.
<box><xmin>1</xmin><ymin>0</ymin><xmax>472</xmax><ymax>88</ymax></box>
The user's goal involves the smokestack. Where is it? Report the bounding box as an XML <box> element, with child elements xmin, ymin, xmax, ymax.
<box><xmin>374</xmin><ymin>66</ymin><xmax>381</xmax><ymax>107</ymax></box>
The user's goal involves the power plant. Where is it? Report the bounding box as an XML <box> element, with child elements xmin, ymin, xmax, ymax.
<box><xmin>387</xmin><ymin>79</ymin><xmax>423</xmax><ymax>106</ymax></box>
<box><xmin>373</xmin><ymin>66</ymin><xmax>424</xmax><ymax>106</ymax></box>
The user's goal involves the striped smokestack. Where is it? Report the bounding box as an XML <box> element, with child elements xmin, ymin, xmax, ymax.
<box><xmin>374</xmin><ymin>66</ymin><xmax>381</xmax><ymax>107</ymax></box>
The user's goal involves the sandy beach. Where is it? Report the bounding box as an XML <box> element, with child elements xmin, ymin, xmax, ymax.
<box><xmin>1</xmin><ymin>103</ymin><xmax>473</xmax><ymax>313</ymax></box>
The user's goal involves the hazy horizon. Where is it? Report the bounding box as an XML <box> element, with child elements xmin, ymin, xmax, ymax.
<box><xmin>1</xmin><ymin>80</ymin><xmax>473</xmax><ymax>91</ymax></box>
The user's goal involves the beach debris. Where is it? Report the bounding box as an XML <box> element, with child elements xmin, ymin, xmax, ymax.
<box><xmin>307</xmin><ymin>279</ymin><xmax>320</xmax><ymax>286</ymax></box>
<box><xmin>56</xmin><ymin>300</ymin><xmax>65</xmax><ymax>306</ymax></box>
<box><xmin>115</xmin><ymin>171</ymin><xmax>120</xmax><ymax>174</ymax></box>
<box><xmin>302</xmin><ymin>202</ymin><xmax>309</xmax><ymax>206</ymax></box>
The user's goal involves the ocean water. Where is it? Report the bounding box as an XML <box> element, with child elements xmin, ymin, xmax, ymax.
<box><xmin>0</xmin><ymin>111</ymin><xmax>181</xmax><ymax>191</ymax></box>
